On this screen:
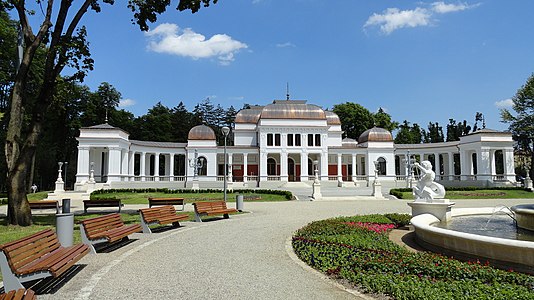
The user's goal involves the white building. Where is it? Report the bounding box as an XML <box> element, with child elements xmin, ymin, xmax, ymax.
<box><xmin>74</xmin><ymin>99</ymin><xmax>516</xmax><ymax>191</ymax></box>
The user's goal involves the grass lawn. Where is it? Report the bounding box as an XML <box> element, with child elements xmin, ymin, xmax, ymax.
<box><xmin>395</xmin><ymin>189</ymin><xmax>534</xmax><ymax>200</ymax></box>
<box><xmin>93</xmin><ymin>191</ymin><xmax>288</xmax><ymax>205</ymax></box>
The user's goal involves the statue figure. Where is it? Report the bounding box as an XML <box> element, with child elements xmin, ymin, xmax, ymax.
<box><xmin>412</xmin><ymin>160</ymin><xmax>446</xmax><ymax>201</ymax></box>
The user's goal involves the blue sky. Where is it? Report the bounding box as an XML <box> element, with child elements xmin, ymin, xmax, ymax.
<box><xmin>70</xmin><ymin>1</ymin><xmax>534</xmax><ymax>132</ymax></box>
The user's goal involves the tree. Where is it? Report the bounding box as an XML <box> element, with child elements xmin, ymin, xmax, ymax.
<box><xmin>332</xmin><ymin>102</ymin><xmax>375</xmax><ymax>139</ymax></box>
<box><xmin>445</xmin><ymin>119</ymin><xmax>472</xmax><ymax>142</ymax></box>
<box><xmin>3</xmin><ymin>0</ymin><xmax>218</xmax><ymax>226</ymax></box>
<box><xmin>501</xmin><ymin>73</ymin><xmax>534</xmax><ymax>178</ymax></box>
<box><xmin>171</xmin><ymin>102</ymin><xmax>195</xmax><ymax>142</ymax></box>
<box><xmin>394</xmin><ymin>120</ymin><xmax>424</xmax><ymax>144</ymax></box>
<box><xmin>374</xmin><ymin>107</ymin><xmax>399</xmax><ymax>132</ymax></box>
<box><xmin>424</xmin><ymin>122</ymin><xmax>444</xmax><ymax>143</ymax></box>
<box><xmin>133</xmin><ymin>102</ymin><xmax>174</xmax><ymax>142</ymax></box>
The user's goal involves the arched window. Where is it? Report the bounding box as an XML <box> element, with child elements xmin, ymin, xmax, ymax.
<box><xmin>377</xmin><ymin>157</ymin><xmax>387</xmax><ymax>176</ymax></box>
<box><xmin>267</xmin><ymin>158</ymin><xmax>277</xmax><ymax>175</ymax></box>
<box><xmin>198</xmin><ymin>156</ymin><xmax>207</xmax><ymax>176</ymax></box>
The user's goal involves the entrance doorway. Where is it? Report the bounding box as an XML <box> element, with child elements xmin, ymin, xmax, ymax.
<box><xmin>288</xmin><ymin>158</ymin><xmax>295</xmax><ymax>181</ymax></box>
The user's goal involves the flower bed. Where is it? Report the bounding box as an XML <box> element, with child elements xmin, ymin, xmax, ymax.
<box><xmin>292</xmin><ymin>214</ymin><xmax>534</xmax><ymax>299</ymax></box>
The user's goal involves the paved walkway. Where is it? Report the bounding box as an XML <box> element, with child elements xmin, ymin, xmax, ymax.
<box><xmin>3</xmin><ymin>193</ymin><xmax>532</xmax><ymax>299</ymax></box>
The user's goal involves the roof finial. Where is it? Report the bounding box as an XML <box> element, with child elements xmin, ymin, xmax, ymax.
<box><xmin>105</xmin><ymin>109</ymin><xmax>108</xmax><ymax>123</ymax></box>
<box><xmin>286</xmin><ymin>82</ymin><xmax>290</xmax><ymax>100</ymax></box>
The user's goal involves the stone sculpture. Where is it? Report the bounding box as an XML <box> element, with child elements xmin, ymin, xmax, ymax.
<box><xmin>412</xmin><ymin>160</ymin><xmax>446</xmax><ymax>201</ymax></box>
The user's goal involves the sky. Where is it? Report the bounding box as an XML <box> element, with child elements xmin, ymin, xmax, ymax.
<box><xmin>47</xmin><ymin>1</ymin><xmax>534</xmax><ymax>131</ymax></box>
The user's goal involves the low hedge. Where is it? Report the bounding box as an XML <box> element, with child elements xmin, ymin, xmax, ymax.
<box><xmin>91</xmin><ymin>188</ymin><xmax>293</xmax><ymax>200</ymax></box>
<box><xmin>292</xmin><ymin>215</ymin><xmax>534</xmax><ymax>300</ymax></box>
<box><xmin>390</xmin><ymin>187</ymin><xmax>528</xmax><ymax>199</ymax></box>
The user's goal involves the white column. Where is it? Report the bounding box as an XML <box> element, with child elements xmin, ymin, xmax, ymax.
<box><xmin>260</xmin><ymin>151</ymin><xmax>268</xmax><ymax>181</ymax></box>
<box><xmin>504</xmin><ymin>149</ymin><xmax>516</xmax><ymax>181</ymax></box>
<box><xmin>337</xmin><ymin>153</ymin><xmax>343</xmax><ymax>182</ymax></box>
<box><xmin>352</xmin><ymin>154</ymin><xmax>357</xmax><ymax>182</ymax></box>
<box><xmin>169</xmin><ymin>154</ymin><xmax>175</xmax><ymax>181</ymax></box>
<box><xmin>478</xmin><ymin>149</ymin><xmax>491</xmax><ymax>180</ymax></box>
<box><xmin>300</xmin><ymin>152</ymin><xmax>308</xmax><ymax>181</ymax></box>
<box><xmin>140</xmin><ymin>152</ymin><xmax>146</xmax><ymax>181</ymax></box>
<box><xmin>107</xmin><ymin>147</ymin><xmax>122</xmax><ymax>183</ymax></box>
<box><xmin>320</xmin><ymin>151</ymin><xmax>328</xmax><ymax>181</ymax></box>
<box><xmin>76</xmin><ymin>146</ymin><xmax>90</xmax><ymax>183</ymax></box>
<box><xmin>490</xmin><ymin>150</ymin><xmax>496</xmax><ymax>176</ymax></box>
<box><xmin>281</xmin><ymin>152</ymin><xmax>288</xmax><ymax>182</ymax></box>
<box><xmin>448</xmin><ymin>152</ymin><xmax>455</xmax><ymax>180</ymax></box>
<box><xmin>154</xmin><ymin>153</ymin><xmax>160</xmax><ymax>181</ymax></box>
<box><xmin>434</xmin><ymin>153</ymin><xmax>441</xmax><ymax>179</ymax></box>
<box><xmin>460</xmin><ymin>150</ymin><xmax>470</xmax><ymax>180</ymax></box>
<box><xmin>121</xmin><ymin>150</ymin><xmax>128</xmax><ymax>181</ymax></box>
<box><xmin>228</xmin><ymin>153</ymin><xmax>233</xmax><ymax>183</ymax></box>
<box><xmin>243</xmin><ymin>153</ymin><xmax>248</xmax><ymax>183</ymax></box>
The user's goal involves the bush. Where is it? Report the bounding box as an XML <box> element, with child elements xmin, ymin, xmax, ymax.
<box><xmin>91</xmin><ymin>188</ymin><xmax>293</xmax><ymax>200</ymax></box>
<box><xmin>384</xmin><ymin>213</ymin><xmax>412</xmax><ymax>227</ymax></box>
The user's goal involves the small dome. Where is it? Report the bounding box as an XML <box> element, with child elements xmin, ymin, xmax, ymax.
<box><xmin>188</xmin><ymin>125</ymin><xmax>216</xmax><ymax>140</ymax></box>
<box><xmin>358</xmin><ymin>127</ymin><xmax>393</xmax><ymax>143</ymax></box>
<box><xmin>325</xmin><ymin>111</ymin><xmax>341</xmax><ymax>125</ymax></box>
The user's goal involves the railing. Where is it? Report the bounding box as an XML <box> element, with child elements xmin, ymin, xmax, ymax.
<box><xmin>493</xmin><ymin>175</ymin><xmax>506</xmax><ymax>181</ymax></box>
<box><xmin>248</xmin><ymin>175</ymin><xmax>259</xmax><ymax>182</ymax></box>
<box><xmin>267</xmin><ymin>176</ymin><xmax>280</xmax><ymax>181</ymax></box>
<box><xmin>328</xmin><ymin>176</ymin><xmax>338</xmax><ymax>181</ymax></box>
<box><xmin>173</xmin><ymin>176</ymin><xmax>186</xmax><ymax>181</ymax></box>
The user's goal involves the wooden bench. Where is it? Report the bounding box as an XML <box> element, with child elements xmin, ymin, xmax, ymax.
<box><xmin>28</xmin><ymin>200</ymin><xmax>60</xmax><ymax>214</ymax></box>
<box><xmin>0</xmin><ymin>289</ymin><xmax>36</xmax><ymax>300</ymax></box>
<box><xmin>83</xmin><ymin>199</ymin><xmax>123</xmax><ymax>214</ymax></box>
<box><xmin>79</xmin><ymin>213</ymin><xmax>142</xmax><ymax>254</ymax></box>
<box><xmin>192</xmin><ymin>201</ymin><xmax>238</xmax><ymax>222</ymax></box>
<box><xmin>0</xmin><ymin>229</ymin><xmax>89</xmax><ymax>292</ymax></box>
<box><xmin>148</xmin><ymin>197</ymin><xmax>185</xmax><ymax>210</ymax></box>
<box><xmin>139</xmin><ymin>205</ymin><xmax>189</xmax><ymax>233</ymax></box>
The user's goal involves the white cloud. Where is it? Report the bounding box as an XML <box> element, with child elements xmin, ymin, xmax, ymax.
<box><xmin>119</xmin><ymin>98</ymin><xmax>136</xmax><ymax>108</ymax></box>
<box><xmin>364</xmin><ymin>7</ymin><xmax>432</xmax><ymax>35</ymax></box>
<box><xmin>364</xmin><ymin>2</ymin><xmax>479</xmax><ymax>34</ymax></box>
<box><xmin>431</xmin><ymin>1</ymin><xmax>479</xmax><ymax>14</ymax></box>
<box><xmin>495</xmin><ymin>98</ymin><xmax>514</xmax><ymax>108</ymax></box>
<box><xmin>145</xmin><ymin>23</ymin><xmax>248</xmax><ymax>65</ymax></box>
<box><xmin>276</xmin><ymin>42</ymin><xmax>296</xmax><ymax>48</ymax></box>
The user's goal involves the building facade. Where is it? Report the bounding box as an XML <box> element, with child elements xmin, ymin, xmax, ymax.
<box><xmin>74</xmin><ymin>100</ymin><xmax>516</xmax><ymax>191</ymax></box>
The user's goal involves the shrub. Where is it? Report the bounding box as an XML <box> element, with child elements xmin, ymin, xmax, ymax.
<box><xmin>91</xmin><ymin>188</ymin><xmax>293</xmax><ymax>200</ymax></box>
<box><xmin>384</xmin><ymin>213</ymin><xmax>412</xmax><ymax>227</ymax></box>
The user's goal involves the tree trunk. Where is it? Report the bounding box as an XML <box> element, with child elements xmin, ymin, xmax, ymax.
<box><xmin>6</xmin><ymin>149</ymin><xmax>33</xmax><ymax>226</ymax></box>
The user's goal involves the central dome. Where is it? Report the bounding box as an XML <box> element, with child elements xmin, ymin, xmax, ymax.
<box><xmin>260</xmin><ymin>100</ymin><xmax>326</xmax><ymax>120</ymax></box>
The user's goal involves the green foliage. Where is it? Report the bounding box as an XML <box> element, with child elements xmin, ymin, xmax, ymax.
<box><xmin>446</xmin><ymin>119</ymin><xmax>472</xmax><ymax>142</ymax></box>
<box><xmin>394</xmin><ymin>120</ymin><xmax>424</xmax><ymax>144</ymax></box>
<box><xmin>383</xmin><ymin>213</ymin><xmax>412</xmax><ymax>227</ymax></box>
<box><xmin>332</xmin><ymin>102</ymin><xmax>375</xmax><ymax>139</ymax></box>
<box><xmin>424</xmin><ymin>122</ymin><xmax>444</xmax><ymax>143</ymax></box>
<box><xmin>293</xmin><ymin>215</ymin><xmax>534</xmax><ymax>299</ymax></box>
<box><xmin>390</xmin><ymin>187</ymin><xmax>533</xmax><ymax>199</ymax></box>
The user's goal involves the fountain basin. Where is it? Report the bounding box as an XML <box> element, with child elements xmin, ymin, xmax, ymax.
<box><xmin>411</xmin><ymin>207</ymin><xmax>534</xmax><ymax>273</ymax></box>
<box><xmin>511</xmin><ymin>204</ymin><xmax>534</xmax><ymax>232</ymax></box>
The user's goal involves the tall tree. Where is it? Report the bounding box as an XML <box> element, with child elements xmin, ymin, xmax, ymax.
<box><xmin>445</xmin><ymin>119</ymin><xmax>472</xmax><ymax>142</ymax></box>
<box><xmin>374</xmin><ymin>107</ymin><xmax>399</xmax><ymax>132</ymax></box>
<box><xmin>171</xmin><ymin>102</ymin><xmax>195</xmax><ymax>142</ymax></box>
<box><xmin>425</xmin><ymin>122</ymin><xmax>444</xmax><ymax>143</ymax></box>
<box><xmin>3</xmin><ymin>0</ymin><xmax>218</xmax><ymax>226</ymax></box>
<box><xmin>332</xmin><ymin>102</ymin><xmax>375</xmax><ymax>139</ymax></box>
<box><xmin>133</xmin><ymin>102</ymin><xmax>174</xmax><ymax>142</ymax></box>
<box><xmin>501</xmin><ymin>73</ymin><xmax>534</xmax><ymax>177</ymax></box>
<box><xmin>394</xmin><ymin>120</ymin><xmax>423</xmax><ymax>144</ymax></box>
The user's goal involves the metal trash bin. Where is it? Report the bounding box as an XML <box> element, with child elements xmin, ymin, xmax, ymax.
<box><xmin>236</xmin><ymin>195</ymin><xmax>244</xmax><ymax>212</ymax></box>
<box><xmin>56</xmin><ymin>212</ymin><xmax>74</xmax><ymax>247</ymax></box>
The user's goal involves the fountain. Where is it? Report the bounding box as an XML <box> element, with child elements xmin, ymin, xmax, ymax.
<box><xmin>408</xmin><ymin>161</ymin><xmax>534</xmax><ymax>273</ymax></box>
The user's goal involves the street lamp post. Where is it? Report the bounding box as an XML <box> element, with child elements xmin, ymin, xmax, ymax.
<box><xmin>222</xmin><ymin>126</ymin><xmax>230</xmax><ymax>202</ymax></box>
